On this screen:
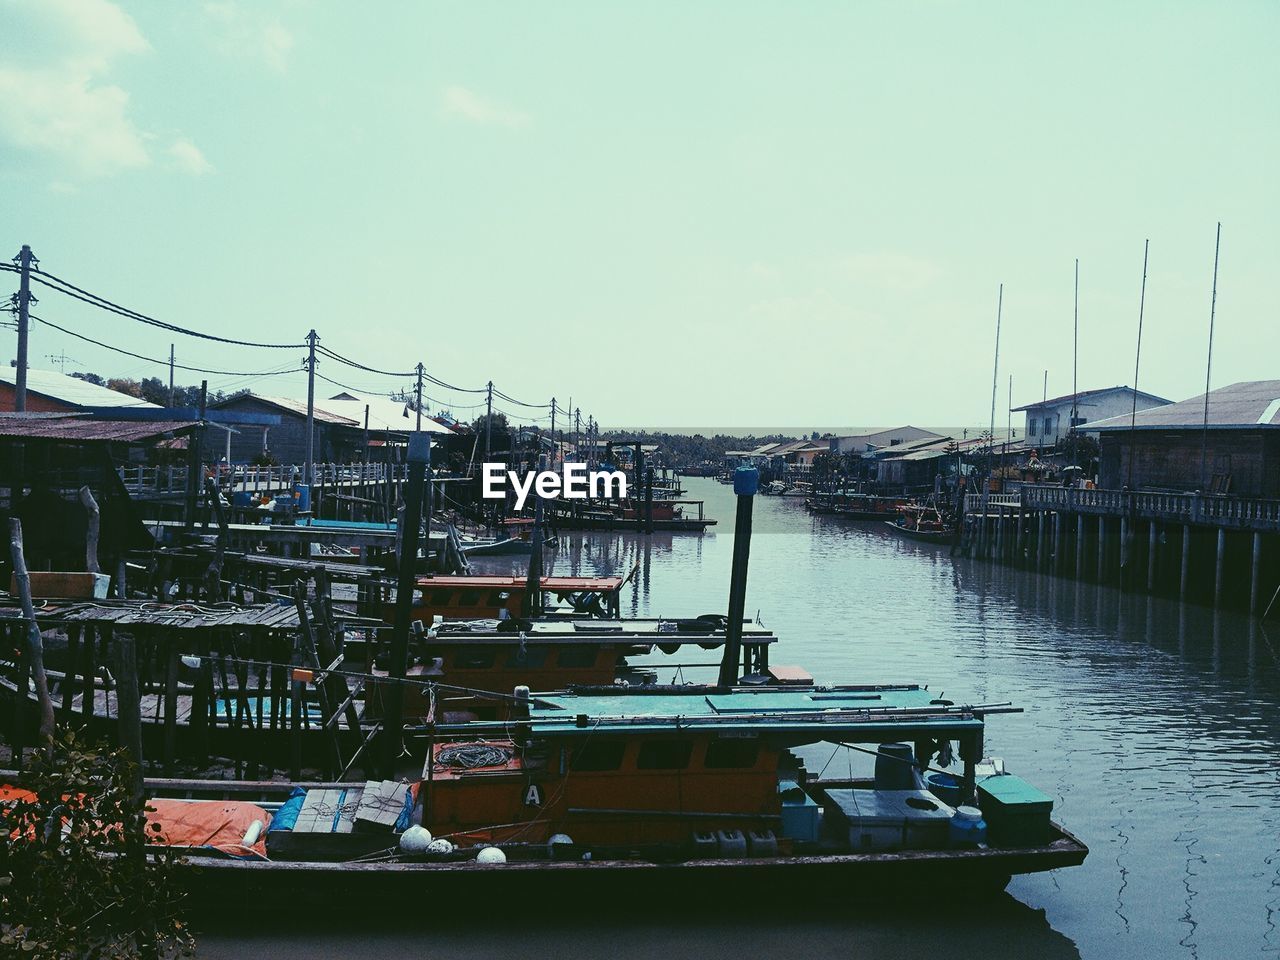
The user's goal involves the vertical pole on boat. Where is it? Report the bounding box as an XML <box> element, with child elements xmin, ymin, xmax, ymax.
<box><xmin>524</xmin><ymin>454</ymin><xmax>547</xmax><ymax>616</ymax></box>
<box><xmin>718</xmin><ymin>466</ymin><xmax>758</xmax><ymax>687</ymax></box>
<box><xmin>385</xmin><ymin>432</ymin><xmax>429</xmax><ymax>772</ymax></box>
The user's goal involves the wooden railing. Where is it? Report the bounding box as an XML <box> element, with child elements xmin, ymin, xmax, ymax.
<box><xmin>117</xmin><ymin>462</ymin><xmax>411</xmax><ymax>495</ymax></box>
<box><xmin>966</xmin><ymin>485</ymin><xmax>1280</xmax><ymax>531</ymax></box>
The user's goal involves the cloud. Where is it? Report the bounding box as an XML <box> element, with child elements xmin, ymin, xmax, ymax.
<box><xmin>203</xmin><ymin>2</ymin><xmax>294</xmax><ymax>72</ymax></box>
<box><xmin>0</xmin><ymin>0</ymin><xmax>208</xmax><ymax>179</ymax></box>
<box><xmin>168</xmin><ymin>138</ymin><xmax>213</xmax><ymax>175</ymax></box>
<box><xmin>441</xmin><ymin>85</ymin><xmax>531</xmax><ymax>130</ymax></box>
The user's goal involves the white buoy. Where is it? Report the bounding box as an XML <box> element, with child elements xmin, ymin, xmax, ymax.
<box><xmin>241</xmin><ymin>820</ymin><xmax>263</xmax><ymax>847</ymax></box>
<box><xmin>476</xmin><ymin>846</ymin><xmax>507</xmax><ymax>864</ymax></box>
<box><xmin>548</xmin><ymin>833</ymin><xmax>573</xmax><ymax>846</ymax></box>
<box><xmin>426</xmin><ymin>838</ymin><xmax>454</xmax><ymax>855</ymax></box>
<box><xmin>398</xmin><ymin>825</ymin><xmax>433</xmax><ymax>854</ymax></box>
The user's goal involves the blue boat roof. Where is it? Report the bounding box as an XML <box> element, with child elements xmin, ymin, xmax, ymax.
<box><xmin>520</xmin><ymin>685</ymin><xmax>987</xmax><ymax>739</ymax></box>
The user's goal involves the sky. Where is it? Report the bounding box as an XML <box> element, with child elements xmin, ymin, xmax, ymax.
<box><xmin>2</xmin><ymin>1</ymin><xmax>1277</xmax><ymax>431</ymax></box>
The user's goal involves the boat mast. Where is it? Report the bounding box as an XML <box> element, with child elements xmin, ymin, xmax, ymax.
<box><xmin>1199</xmin><ymin>222</ymin><xmax>1222</xmax><ymax>490</ymax></box>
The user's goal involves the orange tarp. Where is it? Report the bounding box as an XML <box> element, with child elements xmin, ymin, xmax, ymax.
<box><xmin>146</xmin><ymin>798</ymin><xmax>269</xmax><ymax>859</ymax></box>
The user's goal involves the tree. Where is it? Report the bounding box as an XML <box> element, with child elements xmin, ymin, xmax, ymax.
<box><xmin>0</xmin><ymin>729</ymin><xmax>194</xmax><ymax>958</ymax></box>
<box><xmin>470</xmin><ymin>413</ymin><xmax>511</xmax><ymax>455</ymax></box>
<box><xmin>71</xmin><ymin>372</ymin><xmax>105</xmax><ymax>386</ymax></box>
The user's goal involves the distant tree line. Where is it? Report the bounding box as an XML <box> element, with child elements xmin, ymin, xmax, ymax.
<box><xmin>601</xmin><ymin>430</ymin><xmax>801</xmax><ymax>469</ymax></box>
<box><xmin>70</xmin><ymin>371</ymin><xmax>226</xmax><ymax>407</ymax></box>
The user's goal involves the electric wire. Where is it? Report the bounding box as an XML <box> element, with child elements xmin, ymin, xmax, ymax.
<box><xmin>30</xmin><ymin>314</ymin><xmax>302</xmax><ymax>378</ymax></box>
<box><xmin>24</xmin><ymin>270</ymin><xmax>305</xmax><ymax>349</ymax></box>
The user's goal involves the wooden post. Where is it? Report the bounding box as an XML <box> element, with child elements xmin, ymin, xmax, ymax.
<box><xmin>1075</xmin><ymin>514</ymin><xmax>1085</xmax><ymax>579</ymax></box>
<box><xmin>1053</xmin><ymin>513</ymin><xmax>1063</xmax><ymax>574</ymax></box>
<box><xmin>1036</xmin><ymin>511</ymin><xmax>1046</xmax><ymax>569</ymax></box>
<box><xmin>719</xmin><ymin>467</ymin><xmax>759</xmax><ymax>687</ymax></box>
<box><xmin>1251</xmin><ymin>531</ymin><xmax>1263</xmax><ymax>615</ymax></box>
<box><xmin>1119</xmin><ymin>516</ymin><xmax>1130</xmax><ymax>588</ymax></box>
<box><xmin>9</xmin><ymin>519</ymin><xmax>55</xmax><ymax>758</ymax></box>
<box><xmin>1181</xmin><ymin>524</ymin><xmax>1192</xmax><ymax>599</ymax></box>
<box><xmin>1214</xmin><ymin>527</ymin><xmax>1227</xmax><ymax>607</ymax></box>
<box><xmin>79</xmin><ymin>486</ymin><xmax>101</xmax><ymax>573</ymax></box>
<box><xmin>113</xmin><ymin>634</ymin><xmax>145</xmax><ymax>804</ymax></box>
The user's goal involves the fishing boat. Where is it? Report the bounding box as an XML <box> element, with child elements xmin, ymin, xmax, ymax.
<box><xmin>830</xmin><ymin>495</ymin><xmax>909</xmax><ymax>521</ymax></box>
<box><xmin>544</xmin><ymin>498</ymin><xmax>716</xmax><ymax>532</ymax></box>
<box><xmin>885</xmin><ymin>503</ymin><xmax>956</xmax><ymax>544</ymax></box>
<box><xmin>113</xmin><ymin>683</ymin><xmax>1085</xmax><ymax>906</ymax></box>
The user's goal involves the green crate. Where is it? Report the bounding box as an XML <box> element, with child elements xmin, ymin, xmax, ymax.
<box><xmin>977</xmin><ymin>775</ymin><xmax>1053</xmax><ymax>848</ymax></box>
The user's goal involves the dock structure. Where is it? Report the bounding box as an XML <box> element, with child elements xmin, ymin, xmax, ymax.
<box><xmin>959</xmin><ymin>486</ymin><xmax>1280</xmax><ymax>615</ymax></box>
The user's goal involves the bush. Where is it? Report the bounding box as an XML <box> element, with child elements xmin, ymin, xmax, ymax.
<box><xmin>0</xmin><ymin>729</ymin><xmax>194</xmax><ymax>958</ymax></box>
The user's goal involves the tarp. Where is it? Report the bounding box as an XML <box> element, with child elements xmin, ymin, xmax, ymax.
<box><xmin>146</xmin><ymin>798</ymin><xmax>269</xmax><ymax>859</ymax></box>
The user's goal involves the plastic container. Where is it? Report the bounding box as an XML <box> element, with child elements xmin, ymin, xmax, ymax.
<box><xmin>746</xmin><ymin>829</ymin><xmax>778</xmax><ymax>857</ymax></box>
<box><xmin>778</xmin><ymin>780</ymin><xmax>820</xmax><ymax>842</ymax></box>
<box><xmin>925</xmin><ymin>771</ymin><xmax>965</xmax><ymax>807</ymax></box>
<box><xmin>716</xmin><ymin>829</ymin><xmax>747</xmax><ymax>857</ymax></box>
<box><xmin>874</xmin><ymin>743</ymin><xmax>917</xmax><ymax>791</ymax></box>
<box><xmin>977</xmin><ymin>775</ymin><xmax>1053</xmax><ymax>847</ymax></box>
<box><xmin>949</xmin><ymin>805</ymin><xmax>987</xmax><ymax>848</ymax></box>
<box><xmin>824</xmin><ymin>789</ymin><xmax>953</xmax><ymax>851</ymax></box>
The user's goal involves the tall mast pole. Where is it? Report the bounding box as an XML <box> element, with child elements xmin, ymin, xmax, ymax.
<box><xmin>987</xmin><ymin>283</ymin><xmax>1003</xmax><ymax>485</ymax></box>
<box><xmin>550</xmin><ymin>397</ymin><xmax>557</xmax><ymax>464</ymax></box>
<box><xmin>13</xmin><ymin>245</ymin><xmax>34</xmax><ymax>412</ymax></box>
<box><xmin>1200</xmin><ymin>222</ymin><xmax>1222</xmax><ymax>490</ymax></box>
<box><xmin>1071</xmin><ymin>258</ymin><xmax>1079</xmax><ymax>467</ymax></box>
<box><xmin>169</xmin><ymin>344</ymin><xmax>176</xmax><ymax>408</ymax></box>
<box><xmin>415</xmin><ymin>363</ymin><xmax>424</xmax><ymax>432</ymax></box>
<box><xmin>1126</xmin><ymin>241</ymin><xmax>1149</xmax><ymax>490</ymax></box>
<box><xmin>484</xmin><ymin>380</ymin><xmax>493</xmax><ymax>463</ymax></box>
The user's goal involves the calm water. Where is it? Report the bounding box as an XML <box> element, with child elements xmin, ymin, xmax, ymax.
<box><xmin>202</xmin><ymin>478</ymin><xmax>1280</xmax><ymax>959</ymax></box>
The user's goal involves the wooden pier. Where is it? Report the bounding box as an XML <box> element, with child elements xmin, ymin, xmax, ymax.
<box><xmin>959</xmin><ymin>486</ymin><xmax>1280</xmax><ymax>615</ymax></box>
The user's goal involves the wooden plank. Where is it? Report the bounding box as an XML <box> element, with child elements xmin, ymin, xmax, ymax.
<box><xmin>353</xmin><ymin>779</ymin><xmax>405</xmax><ymax>832</ymax></box>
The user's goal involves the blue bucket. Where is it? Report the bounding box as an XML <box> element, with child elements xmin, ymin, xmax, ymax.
<box><xmin>925</xmin><ymin>771</ymin><xmax>965</xmax><ymax>807</ymax></box>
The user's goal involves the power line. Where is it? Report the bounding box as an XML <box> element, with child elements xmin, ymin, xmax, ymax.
<box><xmin>31</xmin><ymin>314</ymin><xmax>301</xmax><ymax>378</ymax></box>
<box><xmin>315</xmin><ymin>344</ymin><xmax>417</xmax><ymax>378</ymax></box>
<box><xmin>492</xmin><ymin>387</ymin><xmax>552</xmax><ymax>409</ymax></box>
<box><xmin>19</xmin><ymin>267</ymin><xmax>304</xmax><ymax>349</ymax></box>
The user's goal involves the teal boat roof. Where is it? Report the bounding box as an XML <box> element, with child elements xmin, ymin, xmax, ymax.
<box><xmin>520</xmin><ymin>685</ymin><xmax>987</xmax><ymax>740</ymax></box>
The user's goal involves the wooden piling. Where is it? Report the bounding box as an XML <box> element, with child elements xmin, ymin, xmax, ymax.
<box><xmin>1180</xmin><ymin>524</ymin><xmax>1192</xmax><ymax>599</ymax></box>
<box><xmin>1036</xmin><ymin>511</ymin><xmax>1046</xmax><ymax>569</ymax></box>
<box><xmin>1097</xmin><ymin>516</ymin><xmax>1106</xmax><ymax>582</ymax></box>
<box><xmin>1075</xmin><ymin>514</ymin><xmax>1085</xmax><ymax>579</ymax></box>
<box><xmin>1250</xmin><ymin>530</ymin><xmax>1263</xmax><ymax>614</ymax></box>
<box><xmin>1214</xmin><ymin>528</ymin><xmax>1226</xmax><ymax>607</ymax></box>
<box><xmin>113</xmin><ymin>634</ymin><xmax>145</xmax><ymax>804</ymax></box>
<box><xmin>1147</xmin><ymin>521</ymin><xmax>1158</xmax><ymax>593</ymax></box>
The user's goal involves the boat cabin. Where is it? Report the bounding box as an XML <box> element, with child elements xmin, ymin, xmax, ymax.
<box><xmin>398</xmin><ymin>575</ymin><xmax>624</xmax><ymax>624</ymax></box>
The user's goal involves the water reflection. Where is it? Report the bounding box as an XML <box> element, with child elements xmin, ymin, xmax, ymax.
<box><xmin>198</xmin><ymin>895</ymin><xmax>1081</xmax><ymax>960</ymax></box>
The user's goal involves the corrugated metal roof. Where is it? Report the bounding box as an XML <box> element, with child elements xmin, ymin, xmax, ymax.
<box><xmin>212</xmin><ymin>393</ymin><xmax>452</xmax><ymax>434</ymax></box>
<box><xmin>1012</xmin><ymin>384</ymin><xmax>1170</xmax><ymax>413</ymax></box>
<box><xmin>0</xmin><ymin>414</ymin><xmax>196</xmax><ymax>442</ymax></box>
<box><xmin>0</xmin><ymin>369</ymin><xmax>163</xmax><ymax>409</ymax></box>
<box><xmin>1084</xmin><ymin>380</ymin><xmax>1280</xmax><ymax>431</ymax></box>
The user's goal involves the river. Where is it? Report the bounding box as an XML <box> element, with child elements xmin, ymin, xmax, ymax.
<box><xmin>200</xmin><ymin>477</ymin><xmax>1280</xmax><ymax>959</ymax></box>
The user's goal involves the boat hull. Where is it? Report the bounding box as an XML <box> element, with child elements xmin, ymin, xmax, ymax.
<box><xmin>175</xmin><ymin>824</ymin><xmax>1085</xmax><ymax>910</ymax></box>
<box><xmin>884</xmin><ymin>520</ymin><xmax>955</xmax><ymax>544</ymax></box>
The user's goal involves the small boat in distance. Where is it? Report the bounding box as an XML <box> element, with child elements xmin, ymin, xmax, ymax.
<box><xmin>885</xmin><ymin>502</ymin><xmax>956</xmax><ymax>544</ymax></box>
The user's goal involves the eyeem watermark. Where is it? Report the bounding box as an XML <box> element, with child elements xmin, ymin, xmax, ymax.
<box><xmin>482</xmin><ymin>463</ymin><xmax>628</xmax><ymax>510</ymax></box>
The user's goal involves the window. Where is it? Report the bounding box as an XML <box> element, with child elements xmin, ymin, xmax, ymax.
<box><xmin>705</xmin><ymin>738</ymin><xmax>760</xmax><ymax>769</ymax></box>
<box><xmin>556</xmin><ymin>644</ymin><xmax>600</xmax><ymax>668</ymax></box>
<box><xmin>1028</xmin><ymin>418</ymin><xmax>1039</xmax><ymax>437</ymax></box>
<box><xmin>1043</xmin><ymin>415</ymin><xmax>1055</xmax><ymax>435</ymax></box>
<box><xmin>571</xmin><ymin>741</ymin><xmax>626</xmax><ymax>772</ymax></box>
<box><xmin>637</xmin><ymin>739</ymin><xmax>693</xmax><ymax>770</ymax></box>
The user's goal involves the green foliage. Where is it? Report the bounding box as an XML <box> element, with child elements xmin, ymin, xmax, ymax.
<box><xmin>0</xmin><ymin>729</ymin><xmax>193</xmax><ymax>959</ymax></box>
<box><xmin>70</xmin><ymin>372</ymin><xmax>223</xmax><ymax>409</ymax></box>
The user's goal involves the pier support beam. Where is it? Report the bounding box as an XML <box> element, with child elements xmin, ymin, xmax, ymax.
<box><xmin>1119</xmin><ymin>517</ymin><xmax>1129</xmax><ymax>589</ymax></box>
<box><xmin>1036</xmin><ymin>512</ymin><xmax>1045</xmax><ymax>570</ymax></box>
<box><xmin>1097</xmin><ymin>516</ymin><xmax>1106</xmax><ymax>582</ymax></box>
<box><xmin>1075</xmin><ymin>514</ymin><xmax>1085</xmax><ymax>579</ymax></box>
<box><xmin>1053</xmin><ymin>513</ymin><xmax>1063</xmax><ymax>574</ymax></box>
<box><xmin>1214</xmin><ymin>528</ymin><xmax>1226</xmax><ymax>607</ymax></box>
<box><xmin>1180</xmin><ymin>525</ymin><xmax>1192</xmax><ymax>600</ymax></box>
<box><xmin>1251</xmin><ymin>531</ymin><xmax>1263</xmax><ymax>614</ymax></box>
<box><xmin>1148</xmin><ymin>521</ymin><xmax>1158</xmax><ymax>593</ymax></box>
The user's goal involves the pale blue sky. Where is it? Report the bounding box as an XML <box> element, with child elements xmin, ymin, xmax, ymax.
<box><xmin>3</xmin><ymin>1</ymin><xmax>1277</xmax><ymax>429</ymax></box>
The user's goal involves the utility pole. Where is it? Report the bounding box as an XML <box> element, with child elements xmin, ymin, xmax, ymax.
<box><xmin>305</xmin><ymin>329</ymin><xmax>317</xmax><ymax>490</ymax></box>
<box><xmin>550</xmin><ymin>398</ymin><xmax>557</xmax><ymax>463</ymax></box>
<box><xmin>13</xmin><ymin>245</ymin><xmax>35</xmax><ymax>412</ymax></box>
<box><xmin>574</xmin><ymin>406</ymin><xmax>581</xmax><ymax>462</ymax></box>
<box><xmin>484</xmin><ymin>380</ymin><xmax>493</xmax><ymax>463</ymax></box>
<box><xmin>415</xmin><ymin>363</ymin><xmax>424</xmax><ymax>432</ymax></box>
<box><xmin>169</xmin><ymin>344</ymin><xmax>176</xmax><ymax>408</ymax></box>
